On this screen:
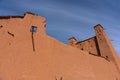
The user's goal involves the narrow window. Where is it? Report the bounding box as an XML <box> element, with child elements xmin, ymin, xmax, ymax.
<box><xmin>30</xmin><ymin>26</ymin><xmax>37</xmax><ymax>52</ymax></box>
<box><xmin>30</xmin><ymin>26</ymin><xmax>37</xmax><ymax>33</ymax></box>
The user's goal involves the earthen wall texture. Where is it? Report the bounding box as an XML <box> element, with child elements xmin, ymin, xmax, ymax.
<box><xmin>94</xmin><ymin>25</ymin><xmax>120</xmax><ymax>73</ymax></box>
<box><xmin>0</xmin><ymin>13</ymin><xmax>120</xmax><ymax>80</ymax></box>
<box><xmin>75</xmin><ymin>37</ymin><xmax>100</xmax><ymax>55</ymax></box>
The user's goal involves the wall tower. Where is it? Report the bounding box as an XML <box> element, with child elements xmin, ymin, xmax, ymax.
<box><xmin>94</xmin><ymin>24</ymin><xmax>120</xmax><ymax>73</ymax></box>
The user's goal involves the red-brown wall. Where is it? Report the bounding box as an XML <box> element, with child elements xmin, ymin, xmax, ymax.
<box><xmin>0</xmin><ymin>13</ymin><xmax>120</xmax><ymax>80</ymax></box>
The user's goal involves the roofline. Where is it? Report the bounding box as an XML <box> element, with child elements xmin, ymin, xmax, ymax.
<box><xmin>0</xmin><ymin>16</ymin><xmax>24</xmax><ymax>19</ymax></box>
<box><xmin>76</xmin><ymin>36</ymin><xmax>96</xmax><ymax>44</ymax></box>
<box><xmin>68</xmin><ymin>37</ymin><xmax>77</xmax><ymax>41</ymax></box>
<box><xmin>0</xmin><ymin>12</ymin><xmax>37</xmax><ymax>19</ymax></box>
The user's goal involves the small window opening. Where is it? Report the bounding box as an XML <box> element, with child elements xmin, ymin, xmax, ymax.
<box><xmin>30</xmin><ymin>26</ymin><xmax>37</xmax><ymax>33</ymax></box>
<box><xmin>105</xmin><ymin>56</ymin><xmax>110</xmax><ymax>61</ymax></box>
<box><xmin>88</xmin><ymin>41</ymin><xmax>90</xmax><ymax>43</ymax></box>
<box><xmin>81</xmin><ymin>48</ymin><xmax>83</xmax><ymax>50</ymax></box>
<box><xmin>89</xmin><ymin>51</ymin><xmax>92</xmax><ymax>54</ymax></box>
<box><xmin>0</xmin><ymin>25</ymin><xmax>3</xmax><ymax>28</ymax></box>
<box><xmin>106</xmin><ymin>56</ymin><xmax>108</xmax><ymax>59</ymax></box>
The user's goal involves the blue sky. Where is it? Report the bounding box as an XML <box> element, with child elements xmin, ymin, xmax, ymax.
<box><xmin>0</xmin><ymin>0</ymin><xmax>120</xmax><ymax>56</ymax></box>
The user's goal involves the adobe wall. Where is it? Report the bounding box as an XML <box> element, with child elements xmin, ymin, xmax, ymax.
<box><xmin>68</xmin><ymin>37</ymin><xmax>101</xmax><ymax>56</ymax></box>
<box><xmin>0</xmin><ymin>34</ymin><xmax>120</xmax><ymax>80</ymax></box>
<box><xmin>0</xmin><ymin>12</ymin><xmax>120</xmax><ymax>80</ymax></box>
<box><xmin>0</xmin><ymin>12</ymin><xmax>46</xmax><ymax>38</ymax></box>
<box><xmin>75</xmin><ymin>37</ymin><xmax>100</xmax><ymax>56</ymax></box>
<box><xmin>0</xmin><ymin>12</ymin><xmax>46</xmax><ymax>51</ymax></box>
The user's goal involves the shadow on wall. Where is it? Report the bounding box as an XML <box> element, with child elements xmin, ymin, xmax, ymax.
<box><xmin>30</xmin><ymin>26</ymin><xmax>37</xmax><ymax>52</ymax></box>
<box><xmin>0</xmin><ymin>25</ymin><xmax>3</xmax><ymax>28</ymax></box>
<box><xmin>55</xmin><ymin>76</ymin><xmax>63</xmax><ymax>80</ymax></box>
<box><xmin>88</xmin><ymin>52</ymin><xmax>110</xmax><ymax>62</ymax></box>
<box><xmin>7</xmin><ymin>31</ymin><xmax>14</xmax><ymax>37</ymax></box>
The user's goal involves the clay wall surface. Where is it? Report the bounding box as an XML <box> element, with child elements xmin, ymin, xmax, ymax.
<box><xmin>0</xmin><ymin>34</ymin><xmax>120</xmax><ymax>80</ymax></box>
<box><xmin>0</xmin><ymin>13</ymin><xmax>120</xmax><ymax>80</ymax></box>
<box><xmin>0</xmin><ymin>13</ymin><xmax>46</xmax><ymax>51</ymax></box>
<box><xmin>76</xmin><ymin>37</ymin><xmax>100</xmax><ymax>55</ymax></box>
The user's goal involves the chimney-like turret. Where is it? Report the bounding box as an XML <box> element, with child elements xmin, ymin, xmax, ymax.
<box><xmin>68</xmin><ymin>37</ymin><xmax>77</xmax><ymax>47</ymax></box>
